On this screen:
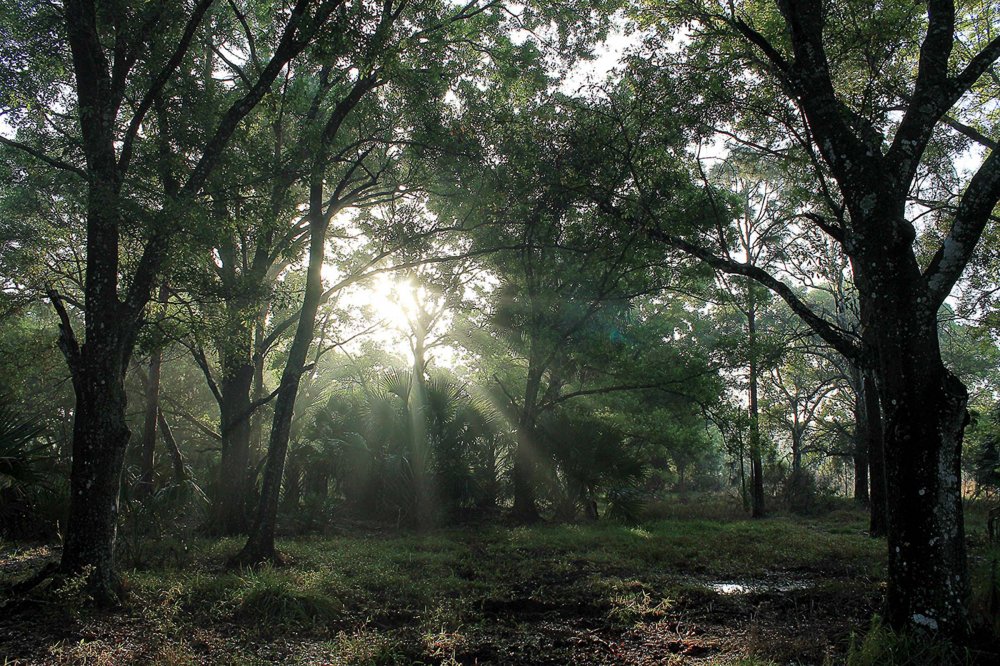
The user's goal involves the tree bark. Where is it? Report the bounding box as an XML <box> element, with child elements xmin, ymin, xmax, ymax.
<box><xmin>856</xmin><ymin>233</ymin><xmax>969</xmax><ymax>636</ymax></box>
<box><xmin>61</xmin><ymin>352</ymin><xmax>131</xmax><ymax>605</ymax></box>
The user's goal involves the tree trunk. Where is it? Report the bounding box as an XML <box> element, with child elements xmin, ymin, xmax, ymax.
<box><xmin>738</xmin><ymin>436</ymin><xmax>749</xmax><ymax>511</ymax></box>
<box><xmin>853</xmin><ymin>445</ymin><xmax>870</xmax><ymax>506</ymax></box>
<box><xmin>157</xmin><ymin>409</ymin><xmax>187</xmax><ymax>482</ymax></box>
<box><xmin>880</xmin><ymin>364</ymin><xmax>968</xmax><ymax>635</ymax></box>
<box><xmin>512</xmin><ymin>366</ymin><xmax>543</xmax><ymax>523</ymax></box>
<box><xmin>211</xmin><ymin>344</ymin><xmax>255</xmax><ymax>535</ymax></box>
<box><xmin>747</xmin><ymin>293</ymin><xmax>765</xmax><ymax>518</ymax></box>
<box><xmin>136</xmin><ymin>346</ymin><xmax>163</xmax><ymax>498</ymax></box>
<box><xmin>250</xmin><ymin>312</ymin><xmax>269</xmax><ymax>458</ymax></box>
<box><xmin>282</xmin><ymin>454</ymin><xmax>302</xmax><ymax>513</ymax></box>
<box><xmin>864</xmin><ymin>371</ymin><xmax>887</xmax><ymax>536</ymax></box>
<box><xmin>136</xmin><ymin>282</ymin><xmax>169</xmax><ymax>497</ymax></box>
<box><xmin>234</xmin><ymin>183</ymin><xmax>330</xmax><ymax>566</ymax></box>
<box><xmin>858</xmin><ymin>241</ymin><xmax>969</xmax><ymax>636</ymax></box>
<box><xmin>409</xmin><ymin>328</ymin><xmax>432</xmax><ymax>529</ymax></box>
<box><xmin>60</xmin><ymin>348</ymin><xmax>131</xmax><ymax>605</ymax></box>
<box><xmin>790</xmin><ymin>427</ymin><xmax>803</xmax><ymax>475</ymax></box>
<box><xmin>853</xmin><ymin>373</ymin><xmax>870</xmax><ymax>507</ymax></box>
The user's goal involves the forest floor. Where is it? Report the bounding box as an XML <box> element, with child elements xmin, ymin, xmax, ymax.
<box><xmin>1</xmin><ymin>501</ymin><xmax>997</xmax><ymax>665</ymax></box>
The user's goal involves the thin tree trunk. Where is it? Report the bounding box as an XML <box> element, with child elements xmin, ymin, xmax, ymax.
<box><xmin>864</xmin><ymin>371</ymin><xmax>887</xmax><ymax>536</ymax></box>
<box><xmin>234</xmin><ymin>181</ymin><xmax>330</xmax><ymax>566</ymax></box>
<box><xmin>136</xmin><ymin>346</ymin><xmax>163</xmax><ymax>498</ymax></box>
<box><xmin>157</xmin><ymin>409</ymin><xmax>187</xmax><ymax>482</ymax></box>
<box><xmin>738</xmin><ymin>436</ymin><xmax>749</xmax><ymax>511</ymax></box>
<box><xmin>747</xmin><ymin>292</ymin><xmax>765</xmax><ymax>518</ymax></box>
<box><xmin>853</xmin><ymin>370</ymin><xmax>870</xmax><ymax>507</ymax></box>
<box><xmin>136</xmin><ymin>282</ymin><xmax>169</xmax><ymax>497</ymax></box>
<box><xmin>409</xmin><ymin>321</ymin><xmax>433</xmax><ymax>529</ymax></box>
<box><xmin>853</xmin><ymin>444</ymin><xmax>870</xmax><ymax>506</ymax></box>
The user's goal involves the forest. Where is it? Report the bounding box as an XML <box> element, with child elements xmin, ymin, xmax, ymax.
<box><xmin>1</xmin><ymin>0</ymin><xmax>999</xmax><ymax>663</ymax></box>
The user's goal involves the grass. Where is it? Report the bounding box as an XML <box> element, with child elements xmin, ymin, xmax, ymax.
<box><xmin>1</xmin><ymin>500</ymin><xmax>994</xmax><ymax>664</ymax></box>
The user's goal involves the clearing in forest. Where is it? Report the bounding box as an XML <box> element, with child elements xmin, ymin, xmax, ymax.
<box><xmin>1</xmin><ymin>511</ymin><xmax>892</xmax><ymax>665</ymax></box>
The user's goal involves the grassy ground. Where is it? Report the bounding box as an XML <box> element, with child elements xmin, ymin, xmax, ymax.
<box><xmin>0</xmin><ymin>502</ymin><xmax>994</xmax><ymax>665</ymax></box>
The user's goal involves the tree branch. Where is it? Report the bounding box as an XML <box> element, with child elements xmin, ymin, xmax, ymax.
<box><xmin>46</xmin><ymin>287</ymin><xmax>82</xmax><ymax>388</ymax></box>
<box><xmin>0</xmin><ymin>135</ymin><xmax>88</xmax><ymax>179</ymax></box>
<box><xmin>924</xmin><ymin>147</ymin><xmax>1000</xmax><ymax>308</ymax></box>
<box><xmin>645</xmin><ymin>224</ymin><xmax>861</xmax><ymax>361</ymax></box>
<box><xmin>117</xmin><ymin>0</ymin><xmax>216</xmax><ymax>174</ymax></box>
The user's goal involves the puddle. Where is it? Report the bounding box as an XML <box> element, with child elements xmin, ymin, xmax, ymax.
<box><xmin>701</xmin><ymin>579</ymin><xmax>813</xmax><ymax>595</ymax></box>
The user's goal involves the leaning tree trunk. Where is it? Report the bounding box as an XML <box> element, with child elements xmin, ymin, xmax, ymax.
<box><xmin>157</xmin><ymin>409</ymin><xmax>188</xmax><ymax>483</ymax></box>
<box><xmin>234</xmin><ymin>184</ymin><xmax>330</xmax><ymax>566</ymax></box>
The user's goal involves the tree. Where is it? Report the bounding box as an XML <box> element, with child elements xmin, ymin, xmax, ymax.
<box><xmin>1</xmin><ymin>0</ymin><xmax>342</xmax><ymax>602</ymax></box>
<box><xmin>708</xmin><ymin>154</ymin><xmax>800</xmax><ymax>516</ymax></box>
<box><xmin>233</xmin><ymin>0</ymin><xmax>543</xmax><ymax>563</ymax></box>
<box><xmin>440</xmin><ymin>91</ymin><xmax>717</xmax><ymax>521</ymax></box>
<box><xmin>630</xmin><ymin>0</ymin><xmax>1000</xmax><ymax>636</ymax></box>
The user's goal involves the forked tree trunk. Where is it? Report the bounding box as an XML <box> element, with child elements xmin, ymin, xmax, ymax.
<box><xmin>52</xmin><ymin>0</ymin><xmax>331</xmax><ymax>597</ymax></box>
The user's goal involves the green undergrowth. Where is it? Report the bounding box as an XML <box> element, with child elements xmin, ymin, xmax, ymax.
<box><xmin>846</xmin><ymin>616</ymin><xmax>976</xmax><ymax>666</ymax></box>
